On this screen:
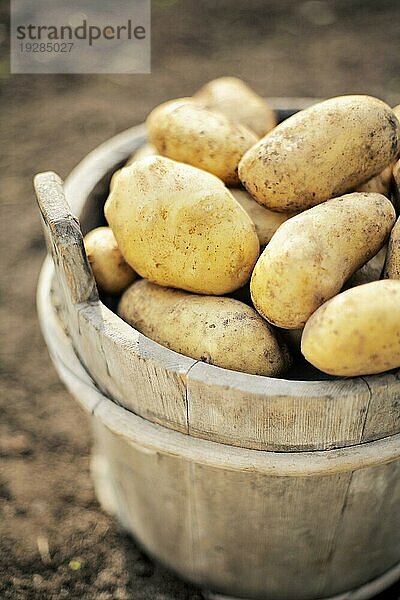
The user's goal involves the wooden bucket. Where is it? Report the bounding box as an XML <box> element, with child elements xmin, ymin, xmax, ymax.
<box><xmin>35</xmin><ymin>100</ymin><xmax>400</xmax><ymax>600</ymax></box>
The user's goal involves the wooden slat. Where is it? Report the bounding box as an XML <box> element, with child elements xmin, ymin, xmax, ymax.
<box><xmin>186</xmin><ymin>363</ymin><xmax>371</xmax><ymax>451</ymax></box>
<box><xmin>95</xmin><ymin>304</ymin><xmax>194</xmax><ymax>433</ymax></box>
<box><xmin>34</xmin><ymin>171</ymin><xmax>98</xmax><ymax>306</ymax></box>
<box><xmin>322</xmin><ymin>460</ymin><xmax>400</xmax><ymax>596</ymax></box>
<box><xmin>360</xmin><ymin>373</ymin><xmax>400</xmax><ymax>442</ymax></box>
<box><xmin>36</xmin><ymin>257</ymin><xmax>103</xmax><ymax>415</ymax></box>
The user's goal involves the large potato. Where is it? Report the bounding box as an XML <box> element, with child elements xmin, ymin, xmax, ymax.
<box><xmin>105</xmin><ymin>156</ymin><xmax>259</xmax><ymax>295</ymax></box>
<box><xmin>230</xmin><ymin>188</ymin><xmax>294</xmax><ymax>246</ymax></box>
<box><xmin>84</xmin><ymin>227</ymin><xmax>137</xmax><ymax>295</ymax></box>
<box><xmin>147</xmin><ymin>98</ymin><xmax>258</xmax><ymax>185</ymax></box>
<box><xmin>110</xmin><ymin>143</ymin><xmax>159</xmax><ymax>191</ymax></box>
<box><xmin>119</xmin><ymin>280</ymin><xmax>291</xmax><ymax>376</ymax></box>
<box><xmin>383</xmin><ymin>216</ymin><xmax>400</xmax><ymax>278</ymax></box>
<box><xmin>194</xmin><ymin>76</ymin><xmax>276</xmax><ymax>137</ymax></box>
<box><xmin>250</xmin><ymin>192</ymin><xmax>395</xmax><ymax>329</ymax></box>
<box><xmin>301</xmin><ymin>280</ymin><xmax>400</xmax><ymax>376</ymax></box>
<box><xmin>239</xmin><ymin>95</ymin><xmax>400</xmax><ymax>212</ymax></box>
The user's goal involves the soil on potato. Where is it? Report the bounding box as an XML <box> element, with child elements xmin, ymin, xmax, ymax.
<box><xmin>1</xmin><ymin>1</ymin><xmax>400</xmax><ymax>598</ymax></box>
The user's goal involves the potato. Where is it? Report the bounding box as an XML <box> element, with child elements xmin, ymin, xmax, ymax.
<box><xmin>250</xmin><ymin>192</ymin><xmax>395</xmax><ymax>329</ymax></box>
<box><xmin>230</xmin><ymin>188</ymin><xmax>294</xmax><ymax>246</ymax></box>
<box><xmin>355</xmin><ymin>164</ymin><xmax>393</xmax><ymax>196</ymax></box>
<box><xmin>126</xmin><ymin>142</ymin><xmax>158</xmax><ymax>166</ymax></box>
<box><xmin>239</xmin><ymin>95</ymin><xmax>400</xmax><ymax>212</ymax></box>
<box><xmin>383</xmin><ymin>217</ymin><xmax>400</xmax><ymax>278</ymax></box>
<box><xmin>344</xmin><ymin>245</ymin><xmax>387</xmax><ymax>288</ymax></box>
<box><xmin>110</xmin><ymin>143</ymin><xmax>159</xmax><ymax>191</ymax></box>
<box><xmin>119</xmin><ymin>280</ymin><xmax>291</xmax><ymax>376</ymax></box>
<box><xmin>301</xmin><ymin>280</ymin><xmax>400</xmax><ymax>376</ymax></box>
<box><xmin>280</xmin><ymin>328</ymin><xmax>303</xmax><ymax>355</ymax></box>
<box><xmin>147</xmin><ymin>98</ymin><xmax>258</xmax><ymax>185</ymax></box>
<box><xmin>105</xmin><ymin>156</ymin><xmax>259</xmax><ymax>295</ymax></box>
<box><xmin>109</xmin><ymin>168</ymin><xmax>121</xmax><ymax>192</ymax></box>
<box><xmin>84</xmin><ymin>227</ymin><xmax>137</xmax><ymax>295</ymax></box>
<box><xmin>194</xmin><ymin>76</ymin><xmax>276</xmax><ymax>137</ymax></box>
<box><xmin>393</xmin><ymin>159</ymin><xmax>400</xmax><ymax>210</ymax></box>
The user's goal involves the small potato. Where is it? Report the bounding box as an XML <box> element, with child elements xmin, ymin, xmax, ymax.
<box><xmin>194</xmin><ymin>76</ymin><xmax>276</xmax><ymax>137</ymax></box>
<box><xmin>110</xmin><ymin>168</ymin><xmax>121</xmax><ymax>192</ymax></box>
<box><xmin>239</xmin><ymin>95</ymin><xmax>400</xmax><ymax>212</ymax></box>
<box><xmin>301</xmin><ymin>280</ymin><xmax>400</xmax><ymax>376</ymax></box>
<box><xmin>344</xmin><ymin>245</ymin><xmax>387</xmax><ymax>288</ymax></box>
<box><xmin>84</xmin><ymin>227</ymin><xmax>137</xmax><ymax>295</ymax></box>
<box><xmin>250</xmin><ymin>193</ymin><xmax>395</xmax><ymax>329</ymax></box>
<box><xmin>356</xmin><ymin>105</ymin><xmax>400</xmax><ymax>199</ymax></box>
<box><xmin>119</xmin><ymin>280</ymin><xmax>291</xmax><ymax>376</ymax></box>
<box><xmin>280</xmin><ymin>328</ymin><xmax>303</xmax><ymax>355</ymax></box>
<box><xmin>105</xmin><ymin>156</ymin><xmax>259</xmax><ymax>295</ymax></box>
<box><xmin>383</xmin><ymin>216</ymin><xmax>400</xmax><ymax>278</ymax></box>
<box><xmin>230</xmin><ymin>188</ymin><xmax>294</xmax><ymax>246</ymax></box>
<box><xmin>126</xmin><ymin>142</ymin><xmax>158</xmax><ymax>166</ymax></box>
<box><xmin>355</xmin><ymin>164</ymin><xmax>393</xmax><ymax>196</ymax></box>
<box><xmin>147</xmin><ymin>98</ymin><xmax>258</xmax><ymax>185</ymax></box>
<box><xmin>393</xmin><ymin>159</ymin><xmax>400</xmax><ymax>210</ymax></box>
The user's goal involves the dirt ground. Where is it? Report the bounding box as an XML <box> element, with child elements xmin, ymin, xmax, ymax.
<box><xmin>1</xmin><ymin>1</ymin><xmax>400</xmax><ymax>598</ymax></box>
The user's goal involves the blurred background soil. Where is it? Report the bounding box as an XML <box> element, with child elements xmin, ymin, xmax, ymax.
<box><xmin>1</xmin><ymin>1</ymin><xmax>400</xmax><ymax>598</ymax></box>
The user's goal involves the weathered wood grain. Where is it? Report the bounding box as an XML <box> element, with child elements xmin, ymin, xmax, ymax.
<box><xmin>321</xmin><ymin>459</ymin><xmax>400</xmax><ymax>596</ymax></box>
<box><xmin>34</xmin><ymin>171</ymin><xmax>98</xmax><ymax>306</ymax></box>
<box><xmin>360</xmin><ymin>373</ymin><xmax>400</xmax><ymax>442</ymax></box>
<box><xmin>186</xmin><ymin>362</ymin><xmax>371</xmax><ymax>451</ymax></box>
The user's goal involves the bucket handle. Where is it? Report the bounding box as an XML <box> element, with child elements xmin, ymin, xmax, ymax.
<box><xmin>34</xmin><ymin>171</ymin><xmax>98</xmax><ymax>307</ymax></box>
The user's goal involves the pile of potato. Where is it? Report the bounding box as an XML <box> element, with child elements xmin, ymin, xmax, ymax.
<box><xmin>84</xmin><ymin>77</ymin><xmax>400</xmax><ymax>379</ymax></box>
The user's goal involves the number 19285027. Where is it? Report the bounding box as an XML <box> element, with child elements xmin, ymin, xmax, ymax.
<box><xmin>19</xmin><ymin>42</ymin><xmax>74</xmax><ymax>52</ymax></box>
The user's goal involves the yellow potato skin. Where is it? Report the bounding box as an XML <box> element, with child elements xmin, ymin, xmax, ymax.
<box><xmin>355</xmin><ymin>163</ymin><xmax>393</xmax><ymax>196</ymax></box>
<box><xmin>383</xmin><ymin>217</ymin><xmax>400</xmax><ymax>278</ymax></box>
<box><xmin>301</xmin><ymin>280</ymin><xmax>400</xmax><ymax>376</ymax></box>
<box><xmin>126</xmin><ymin>142</ymin><xmax>158</xmax><ymax>166</ymax></box>
<box><xmin>147</xmin><ymin>98</ymin><xmax>258</xmax><ymax>185</ymax></box>
<box><xmin>239</xmin><ymin>95</ymin><xmax>400</xmax><ymax>212</ymax></box>
<box><xmin>194</xmin><ymin>76</ymin><xmax>276</xmax><ymax>137</ymax></box>
<box><xmin>250</xmin><ymin>192</ymin><xmax>395</xmax><ymax>329</ymax></box>
<box><xmin>109</xmin><ymin>168</ymin><xmax>121</xmax><ymax>192</ymax></box>
<box><xmin>84</xmin><ymin>227</ymin><xmax>137</xmax><ymax>295</ymax></box>
<box><xmin>110</xmin><ymin>143</ymin><xmax>159</xmax><ymax>191</ymax></box>
<box><xmin>230</xmin><ymin>188</ymin><xmax>294</xmax><ymax>246</ymax></box>
<box><xmin>119</xmin><ymin>280</ymin><xmax>291</xmax><ymax>376</ymax></box>
<box><xmin>344</xmin><ymin>246</ymin><xmax>387</xmax><ymax>289</ymax></box>
<box><xmin>105</xmin><ymin>156</ymin><xmax>259</xmax><ymax>295</ymax></box>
